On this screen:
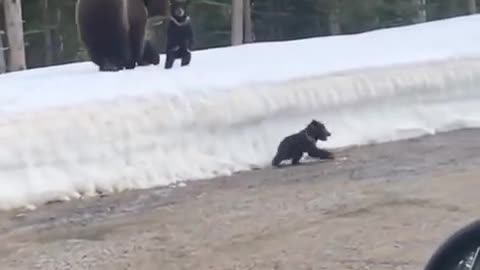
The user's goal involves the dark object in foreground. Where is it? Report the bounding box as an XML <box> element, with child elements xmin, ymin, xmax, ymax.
<box><xmin>165</xmin><ymin>0</ymin><xmax>194</xmax><ymax>69</ymax></box>
<box><xmin>272</xmin><ymin>120</ymin><xmax>334</xmax><ymax>168</ymax></box>
<box><xmin>424</xmin><ymin>219</ymin><xmax>480</xmax><ymax>270</ymax></box>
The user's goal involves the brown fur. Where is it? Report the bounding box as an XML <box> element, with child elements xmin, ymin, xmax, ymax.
<box><xmin>76</xmin><ymin>0</ymin><xmax>152</xmax><ymax>71</ymax></box>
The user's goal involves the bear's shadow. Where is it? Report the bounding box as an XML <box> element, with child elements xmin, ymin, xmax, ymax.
<box><xmin>273</xmin><ymin>158</ymin><xmax>334</xmax><ymax>169</ymax></box>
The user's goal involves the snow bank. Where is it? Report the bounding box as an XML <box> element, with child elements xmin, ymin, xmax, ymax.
<box><xmin>1</xmin><ymin>14</ymin><xmax>480</xmax><ymax>114</ymax></box>
<box><xmin>1</xmin><ymin>15</ymin><xmax>480</xmax><ymax>210</ymax></box>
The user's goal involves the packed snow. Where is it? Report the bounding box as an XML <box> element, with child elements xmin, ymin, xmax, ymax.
<box><xmin>1</xmin><ymin>15</ymin><xmax>480</xmax><ymax>210</ymax></box>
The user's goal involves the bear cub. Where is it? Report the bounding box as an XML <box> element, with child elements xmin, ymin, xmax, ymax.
<box><xmin>165</xmin><ymin>0</ymin><xmax>194</xmax><ymax>69</ymax></box>
<box><xmin>272</xmin><ymin>120</ymin><xmax>334</xmax><ymax>167</ymax></box>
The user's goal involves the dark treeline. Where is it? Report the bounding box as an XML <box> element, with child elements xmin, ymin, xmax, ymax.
<box><xmin>0</xmin><ymin>0</ymin><xmax>478</xmax><ymax>69</ymax></box>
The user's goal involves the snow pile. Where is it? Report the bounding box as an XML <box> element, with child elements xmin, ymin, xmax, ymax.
<box><xmin>0</xmin><ymin>15</ymin><xmax>480</xmax><ymax>210</ymax></box>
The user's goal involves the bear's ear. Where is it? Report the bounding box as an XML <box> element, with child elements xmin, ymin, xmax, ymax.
<box><xmin>307</xmin><ymin>120</ymin><xmax>316</xmax><ymax>129</ymax></box>
<box><xmin>312</xmin><ymin>119</ymin><xmax>324</xmax><ymax>125</ymax></box>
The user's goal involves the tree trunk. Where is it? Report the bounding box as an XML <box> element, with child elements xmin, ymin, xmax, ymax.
<box><xmin>413</xmin><ymin>0</ymin><xmax>427</xmax><ymax>23</ymax></box>
<box><xmin>43</xmin><ymin>0</ymin><xmax>53</xmax><ymax>65</ymax></box>
<box><xmin>55</xmin><ymin>7</ymin><xmax>63</xmax><ymax>59</ymax></box>
<box><xmin>328</xmin><ymin>8</ymin><xmax>341</xmax><ymax>35</ymax></box>
<box><xmin>0</xmin><ymin>31</ymin><xmax>6</xmax><ymax>73</ymax></box>
<box><xmin>3</xmin><ymin>0</ymin><xmax>26</xmax><ymax>71</ymax></box>
<box><xmin>231</xmin><ymin>0</ymin><xmax>243</xmax><ymax>45</ymax></box>
<box><xmin>243</xmin><ymin>0</ymin><xmax>254</xmax><ymax>43</ymax></box>
<box><xmin>467</xmin><ymin>0</ymin><xmax>477</xmax><ymax>14</ymax></box>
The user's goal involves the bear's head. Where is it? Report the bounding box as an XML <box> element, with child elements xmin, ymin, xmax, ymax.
<box><xmin>305</xmin><ymin>119</ymin><xmax>331</xmax><ymax>141</ymax></box>
<box><xmin>169</xmin><ymin>0</ymin><xmax>190</xmax><ymax>22</ymax></box>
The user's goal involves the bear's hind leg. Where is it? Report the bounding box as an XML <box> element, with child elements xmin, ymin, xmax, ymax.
<box><xmin>84</xmin><ymin>45</ymin><xmax>119</xmax><ymax>72</ymax></box>
<box><xmin>272</xmin><ymin>145</ymin><xmax>289</xmax><ymax>168</ymax></box>
<box><xmin>272</xmin><ymin>154</ymin><xmax>283</xmax><ymax>168</ymax></box>
<box><xmin>181</xmin><ymin>49</ymin><xmax>191</xmax><ymax>66</ymax></box>
<box><xmin>125</xmin><ymin>4</ymin><xmax>148</xmax><ymax>70</ymax></box>
<box><xmin>93</xmin><ymin>52</ymin><xmax>121</xmax><ymax>72</ymax></box>
<box><xmin>124</xmin><ymin>57</ymin><xmax>136</xmax><ymax>70</ymax></box>
<box><xmin>165</xmin><ymin>51</ymin><xmax>176</xmax><ymax>69</ymax></box>
<box><xmin>105</xmin><ymin>22</ymin><xmax>132</xmax><ymax>70</ymax></box>
<box><xmin>290</xmin><ymin>151</ymin><xmax>303</xmax><ymax>166</ymax></box>
<box><xmin>127</xmin><ymin>31</ymin><xmax>146</xmax><ymax>69</ymax></box>
<box><xmin>291</xmin><ymin>158</ymin><xmax>300</xmax><ymax>165</ymax></box>
<box><xmin>99</xmin><ymin>61</ymin><xmax>122</xmax><ymax>72</ymax></box>
<box><xmin>150</xmin><ymin>53</ymin><xmax>160</xmax><ymax>65</ymax></box>
<box><xmin>123</xmin><ymin>40</ymin><xmax>136</xmax><ymax>70</ymax></box>
<box><xmin>86</xmin><ymin>46</ymin><xmax>102</xmax><ymax>67</ymax></box>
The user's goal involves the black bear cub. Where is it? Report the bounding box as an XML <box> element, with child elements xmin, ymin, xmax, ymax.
<box><xmin>272</xmin><ymin>120</ymin><xmax>334</xmax><ymax>167</ymax></box>
<box><xmin>165</xmin><ymin>0</ymin><xmax>194</xmax><ymax>69</ymax></box>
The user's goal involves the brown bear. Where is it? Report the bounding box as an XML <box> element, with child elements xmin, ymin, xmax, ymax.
<box><xmin>75</xmin><ymin>0</ymin><xmax>164</xmax><ymax>71</ymax></box>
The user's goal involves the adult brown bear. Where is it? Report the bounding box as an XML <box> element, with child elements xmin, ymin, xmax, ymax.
<box><xmin>75</xmin><ymin>0</ymin><xmax>166</xmax><ymax>71</ymax></box>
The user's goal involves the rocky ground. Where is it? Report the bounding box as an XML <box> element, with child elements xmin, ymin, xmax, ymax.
<box><xmin>1</xmin><ymin>128</ymin><xmax>480</xmax><ymax>270</ymax></box>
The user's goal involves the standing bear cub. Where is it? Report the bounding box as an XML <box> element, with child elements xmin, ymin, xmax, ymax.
<box><xmin>165</xmin><ymin>0</ymin><xmax>194</xmax><ymax>69</ymax></box>
<box><xmin>272</xmin><ymin>120</ymin><xmax>334</xmax><ymax>167</ymax></box>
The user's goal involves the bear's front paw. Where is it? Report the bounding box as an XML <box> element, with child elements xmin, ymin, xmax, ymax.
<box><xmin>326</xmin><ymin>152</ymin><xmax>335</xmax><ymax>160</ymax></box>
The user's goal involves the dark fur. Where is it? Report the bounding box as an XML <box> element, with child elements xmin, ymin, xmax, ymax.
<box><xmin>164</xmin><ymin>0</ymin><xmax>194</xmax><ymax>69</ymax></box>
<box><xmin>272</xmin><ymin>120</ymin><xmax>334</xmax><ymax>167</ymax></box>
<box><xmin>76</xmin><ymin>0</ymin><xmax>150</xmax><ymax>71</ymax></box>
<box><xmin>138</xmin><ymin>39</ymin><xmax>160</xmax><ymax>66</ymax></box>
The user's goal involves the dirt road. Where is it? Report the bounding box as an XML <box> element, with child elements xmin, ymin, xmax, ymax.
<box><xmin>1</xmin><ymin>129</ymin><xmax>480</xmax><ymax>270</ymax></box>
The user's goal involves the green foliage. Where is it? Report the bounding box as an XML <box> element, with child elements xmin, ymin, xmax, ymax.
<box><xmin>189</xmin><ymin>0</ymin><xmax>231</xmax><ymax>48</ymax></box>
<box><xmin>22</xmin><ymin>0</ymin><xmax>81</xmax><ymax>68</ymax></box>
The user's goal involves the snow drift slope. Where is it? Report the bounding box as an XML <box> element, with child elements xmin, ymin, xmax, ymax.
<box><xmin>1</xmin><ymin>14</ymin><xmax>480</xmax><ymax>113</ymax></box>
<box><xmin>1</xmin><ymin>15</ymin><xmax>480</xmax><ymax>210</ymax></box>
